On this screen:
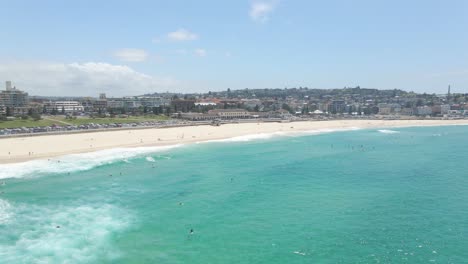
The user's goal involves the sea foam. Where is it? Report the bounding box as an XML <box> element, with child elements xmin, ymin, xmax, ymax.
<box><xmin>145</xmin><ymin>156</ymin><xmax>156</xmax><ymax>162</ymax></box>
<box><xmin>0</xmin><ymin>202</ymin><xmax>131</xmax><ymax>263</ymax></box>
<box><xmin>0</xmin><ymin>198</ymin><xmax>12</xmax><ymax>224</ymax></box>
<box><xmin>0</xmin><ymin>144</ymin><xmax>182</xmax><ymax>179</ymax></box>
<box><xmin>200</xmin><ymin>127</ymin><xmax>361</xmax><ymax>143</ymax></box>
<box><xmin>378</xmin><ymin>129</ymin><xmax>400</xmax><ymax>134</ymax></box>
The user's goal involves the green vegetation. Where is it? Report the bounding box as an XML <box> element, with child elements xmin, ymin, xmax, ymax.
<box><xmin>56</xmin><ymin>115</ymin><xmax>169</xmax><ymax>125</ymax></box>
<box><xmin>0</xmin><ymin>119</ymin><xmax>58</xmax><ymax>129</ymax></box>
<box><xmin>0</xmin><ymin>115</ymin><xmax>169</xmax><ymax>129</ymax></box>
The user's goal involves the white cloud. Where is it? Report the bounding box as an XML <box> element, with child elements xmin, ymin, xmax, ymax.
<box><xmin>249</xmin><ymin>1</ymin><xmax>277</xmax><ymax>23</ymax></box>
<box><xmin>0</xmin><ymin>62</ymin><xmax>179</xmax><ymax>96</ymax></box>
<box><xmin>113</xmin><ymin>49</ymin><xmax>149</xmax><ymax>62</ymax></box>
<box><xmin>151</xmin><ymin>37</ymin><xmax>161</xmax><ymax>44</ymax></box>
<box><xmin>195</xmin><ymin>49</ymin><xmax>207</xmax><ymax>57</ymax></box>
<box><xmin>225</xmin><ymin>52</ymin><xmax>232</xmax><ymax>57</ymax></box>
<box><xmin>167</xmin><ymin>28</ymin><xmax>199</xmax><ymax>41</ymax></box>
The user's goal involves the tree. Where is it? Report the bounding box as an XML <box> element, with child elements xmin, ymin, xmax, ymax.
<box><xmin>32</xmin><ymin>113</ymin><xmax>41</xmax><ymax>121</ymax></box>
<box><xmin>281</xmin><ymin>103</ymin><xmax>293</xmax><ymax>114</ymax></box>
<box><xmin>61</xmin><ymin>106</ymin><xmax>65</xmax><ymax>114</ymax></box>
<box><xmin>6</xmin><ymin>107</ymin><xmax>11</xmax><ymax>117</ymax></box>
<box><xmin>42</xmin><ymin>105</ymin><xmax>47</xmax><ymax>114</ymax></box>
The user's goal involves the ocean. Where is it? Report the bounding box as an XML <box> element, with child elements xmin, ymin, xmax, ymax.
<box><xmin>1</xmin><ymin>125</ymin><xmax>467</xmax><ymax>263</ymax></box>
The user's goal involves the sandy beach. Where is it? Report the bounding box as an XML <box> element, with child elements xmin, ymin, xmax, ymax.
<box><xmin>1</xmin><ymin>119</ymin><xmax>467</xmax><ymax>164</ymax></box>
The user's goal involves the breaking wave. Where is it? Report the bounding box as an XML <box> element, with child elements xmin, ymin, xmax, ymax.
<box><xmin>200</xmin><ymin>127</ymin><xmax>361</xmax><ymax>143</ymax></box>
<box><xmin>0</xmin><ymin>144</ymin><xmax>183</xmax><ymax>179</ymax></box>
<box><xmin>378</xmin><ymin>129</ymin><xmax>400</xmax><ymax>134</ymax></box>
<box><xmin>0</xmin><ymin>202</ymin><xmax>131</xmax><ymax>263</ymax></box>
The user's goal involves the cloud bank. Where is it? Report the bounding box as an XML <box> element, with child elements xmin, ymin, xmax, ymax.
<box><xmin>0</xmin><ymin>62</ymin><xmax>179</xmax><ymax>96</ymax></box>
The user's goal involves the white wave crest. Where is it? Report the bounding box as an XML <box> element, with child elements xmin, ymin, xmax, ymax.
<box><xmin>0</xmin><ymin>144</ymin><xmax>183</xmax><ymax>180</ymax></box>
<box><xmin>204</xmin><ymin>132</ymin><xmax>282</xmax><ymax>143</ymax></box>
<box><xmin>200</xmin><ymin>127</ymin><xmax>361</xmax><ymax>143</ymax></box>
<box><xmin>0</xmin><ymin>203</ymin><xmax>131</xmax><ymax>263</ymax></box>
<box><xmin>378</xmin><ymin>129</ymin><xmax>400</xmax><ymax>134</ymax></box>
<box><xmin>0</xmin><ymin>199</ymin><xmax>13</xmax><ymax>224</ymax></box>
<box><xmin>145</xmin><ymin>156</ymin><xmax>156</xmax><ymax>162</ymax></box>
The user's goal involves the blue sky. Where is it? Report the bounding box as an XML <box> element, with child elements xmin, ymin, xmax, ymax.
<box><xmin>0</xmin><ymin>0</ymin><xmax>467</xmax><ymax>96</ymax></box>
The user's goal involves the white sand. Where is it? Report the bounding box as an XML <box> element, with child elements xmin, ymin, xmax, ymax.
<box><xmin>1</xmin><ymin>119</ymin><xmax>467</xmax><ymax>164</ymax></box>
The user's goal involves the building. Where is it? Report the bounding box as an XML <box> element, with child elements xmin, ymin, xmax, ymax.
<box><xmin>378</xmin><ymin>103</ymin><xmax>402</xmax><ymax>115</ymax></box>
<box><xmin>107</xmin><ymin>99</ymin><xmax>125</xmax><ymax>109</ymax></box>
<box><xmin>171</xmin><ymin>99</ymin><xmax>195</xmax><ymax>112</ymax></box>
<box><xmin>179</xmin><ymin>112</ymin><xmax>218</xmax><ymax>121</ymax></box>
<box><xmin>416</xmin><ymin>106</ymin><xmax>432</xmax><ymax>116</ymax></box>
<box><xmin>0</xmin><ymin>81</ymin><xmax>29</xmax><ymax>107</ymax></box>
<box><xmin>194</xmin><ymin>101</ymin><xmax>218</xmax><ymax>107</ymax></box>
<box><xmin>241</xmin><ymin>99</ymin><xmax>262</xmax><ymax>109</ymax></box>
<box><xmin>207</xmin><ymin>109</ymin><xmax>251</xmax><ymax>119</ymax></box>
<box><xmin>328</xmin><ymin>100</ymin><xmax>346</xmax><ymax>113</ymax></box>
<box><xmin>138</xmin><ymin>96</ymin><xmax>170</xmax><ymax>108</ymax></box>
<box><xmin>5</xmin><ymin>81</ymin><xmax>12</xmax><ymax>90</ymax></box>
<box><xmin>45</xmin><ymin>101</ymin><xmax>84</xmax><ymax>114</ymax></box>
<box><xmin>441</xmin><ymin>104</ymin><xmax>451</xmax><ymax>115</ymax></box>
<box><xmin>400</xmin><ymin>108</ymin><xmax>414</xmax><ymax>116</ymax></box>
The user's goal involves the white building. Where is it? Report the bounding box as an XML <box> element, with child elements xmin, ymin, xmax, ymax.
<box><xmin>208</xmin><ymin>109</ymin><xmax>251</xmax><ymax>119</ymax></box>
<box><xmin>0</xmin><ymin>81</ymin><xmax>29</xmax><ymax>107</ymax></box>
<box><xmin>440</xmin><ymin>104</ymin><xmax>450</xmax><ymax>115</ymax></box>
<box><xmin>194</xmin><ymin>101</ymin><xmax>217</xmax><ymax>106</ymax></box>
<box><xmin>45</xmin><ymin>101</ymin><xmax>84</xmax><ymax>114</ymax></box>
<box><xmin>416</xmin><ymin>106</ymin><xmax>432</xmax><ymax>116</ymax></box>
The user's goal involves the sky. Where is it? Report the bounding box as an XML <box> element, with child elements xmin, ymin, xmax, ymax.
<box><xmin>0</xmin><ymin>0</ymin><xmax>468</xmax><ymax>96</ymax></box>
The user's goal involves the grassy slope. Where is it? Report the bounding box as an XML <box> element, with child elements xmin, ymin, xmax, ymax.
<box><xmin>0</xmin><ymin>115</ymin><xmax>169</xmax><ymax>129</ymax></box>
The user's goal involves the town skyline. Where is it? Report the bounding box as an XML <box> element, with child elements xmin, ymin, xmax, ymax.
<box><xmin>0</xmin><ymin>80</ymin><xmax>464</xmax><ymax>98</ymax></box>
<box><xmin>1</xmin><ymin>0</ymin><xmax>468</xmax><ymax>96</ymax></box>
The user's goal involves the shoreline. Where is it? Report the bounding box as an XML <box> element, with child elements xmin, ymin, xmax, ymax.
<box><xmin>1</xmin><ymin>119</ymin><xmax>468</xmax><ymax>165</ymax></box>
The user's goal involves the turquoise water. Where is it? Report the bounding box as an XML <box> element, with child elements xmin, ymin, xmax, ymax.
<box><xmin>1</xmin><ymin>126</ymin><xmax>468</xmax><ymax>263</ymax></box>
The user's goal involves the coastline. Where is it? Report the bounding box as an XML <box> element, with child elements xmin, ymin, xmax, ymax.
<box><xmin>1</xmin><ymin>119</ymin><xmax>468</xmax><ymax>165</ymax></box>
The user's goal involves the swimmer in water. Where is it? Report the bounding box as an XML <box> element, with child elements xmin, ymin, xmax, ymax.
<box><xmin>189</xmin><ymin>228</ymin><xmax>194</xmax><ymax>235</ymax></box>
